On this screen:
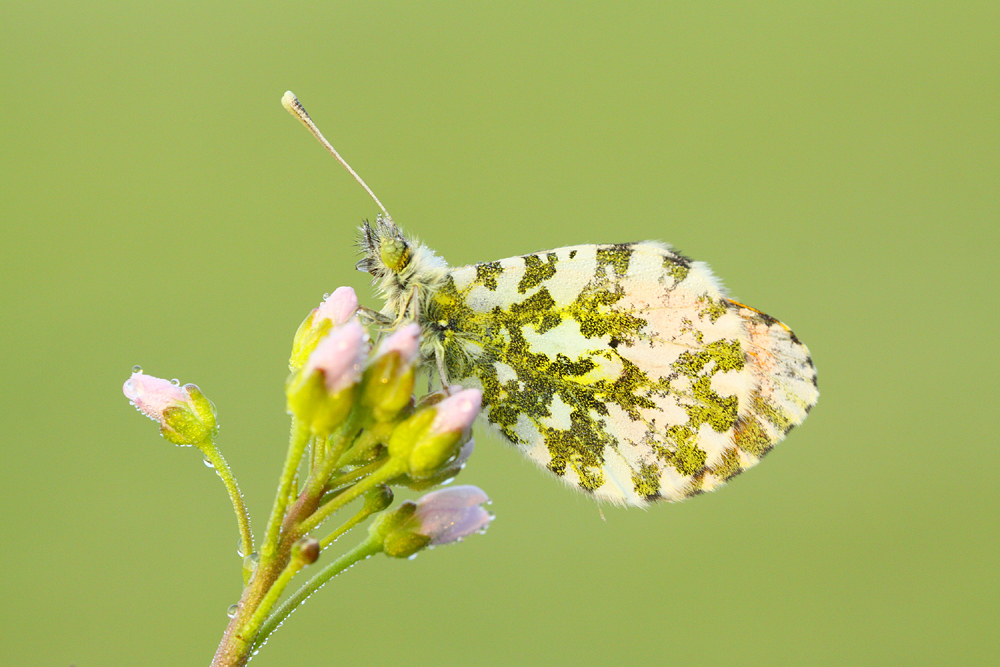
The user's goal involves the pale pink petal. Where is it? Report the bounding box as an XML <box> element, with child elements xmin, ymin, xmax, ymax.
<box><xmin>316</xmin><ymin>286</ymin><xmax>359</xmax><ymax>326</ymax></box>
<box><xmin>429</xmin><ymin>388</ymin><xmax>482</xmax><ymax>436</ymax></box>
<box><xmin>413</xmin><ymin>485</ymin><xmax>493</xmax><ymax>545</ymax></box>
<box><xmin>123</xmin><ymin>372</ymin><xmax>189</xmax><ymax>425</ymax></box>
<box><xmin>305</xmin><ymin>320</ymin><xmax>368</xmax><ymax>392</ymax></box>
<box><xmin>374</xmin><ymin>323</ymin><xmax>421</xmax><ymax>365</ymax></box>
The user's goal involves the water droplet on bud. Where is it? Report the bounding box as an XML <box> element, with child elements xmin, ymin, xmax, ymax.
<box><xmin>170</xmin><ymin>378</ymin><xmax>180</xmax><ymax>386</ymax></box>
<box><xmin>131</xmin><ymin>365</ymin><xmax>143</xmax><ymax>374</ymax></box>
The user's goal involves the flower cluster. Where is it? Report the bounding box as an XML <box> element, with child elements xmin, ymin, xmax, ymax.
<box><xmin>123</xmin><ymin>286</ymin><xmax>492</xmax><ymax>667</ymax></box>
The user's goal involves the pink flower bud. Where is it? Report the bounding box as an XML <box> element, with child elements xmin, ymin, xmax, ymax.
<box><xmin>305</xmin><ymin>320</ymin><xmax>368</xmax><ymax>393</ymax></box>
<box><xmin>316</xmin><ymin>286</ymin><xmax>359</xmax><ymax>326</ymax></box>
<box><xmin>123</xmin><ymin>372</ymin><xmax>189</xmax><ymax>425</ymax></box>
<box><xmin>374</xmin><ymin>323</ymin><xmax>421</xmax><ymax>365</ymax></box>
<box><xmin>412</xmin><ymin>485</ymin><xmax>493</xmax><ymax>545</ymax></box>
<box><xmin>429</xmin><ymin>388</ymin><xmax>482</xmax><ymax>436</ymax></box>
<box><xmin>123</xmin><ymin>371</ymin><xmax>217</xmax><ymax>445</ymax></box>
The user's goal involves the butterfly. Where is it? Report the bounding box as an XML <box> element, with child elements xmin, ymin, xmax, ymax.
<box><xmin>283</xmin><ymin>92</ymin><xmax>818</xmax><ymax>506</ymax></box>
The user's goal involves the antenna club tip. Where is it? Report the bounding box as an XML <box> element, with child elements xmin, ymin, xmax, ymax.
<box><xmin>281</xmin><ymin>91</ymin><xmax>301</xmax><ymax>113</ymax></box>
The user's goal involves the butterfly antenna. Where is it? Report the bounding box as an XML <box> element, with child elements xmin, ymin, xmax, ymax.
<box><xmin>281</xmin><ymin>91</ymin><xmax>391</xmax><ymax>219</ymax></box>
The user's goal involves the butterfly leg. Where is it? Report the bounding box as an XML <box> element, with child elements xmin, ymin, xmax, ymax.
<box><xmin>433</xmin><ymin>348</ymin><xmax>451</xmax><ymax>392</ymax></box>
<box><xmin>358</xmin><ymin>306</ymin><xmax>392</xmax><ymax>327</ymax></box>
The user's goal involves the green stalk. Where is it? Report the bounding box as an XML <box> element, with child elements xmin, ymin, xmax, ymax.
<box><xmin>261</xmin><ymin>418</ymin><xmax>311</xmax><ymax>559</ymax></box>
<box><xmin>200</xmin><ymin>442</ymin><xmax>254</xmax><ymax>562</ymax></box>
<box><xmin>324</xmin><ymin>457</ymin><xmax>386</xmax><ymax>493</ymax></box>
<box><xmin>238</xmin><ymin>556</ymin><xmax>307</xmax><ymax>644</ymax></box>
<box><xmin>251</xmin><ymin>534</ymin><xmax>385</xmax><ymax>653</ymax></box>
<box><xmin>297</xmin><ymin>457</ymin><xmax>406</xmax><ymax>536</ymax></box>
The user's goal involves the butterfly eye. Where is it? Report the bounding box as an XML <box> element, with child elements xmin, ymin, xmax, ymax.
<box><xmin>380</xmin><ymin>236</ymin><xmax>411</xmax><ymax>272</ymax></box>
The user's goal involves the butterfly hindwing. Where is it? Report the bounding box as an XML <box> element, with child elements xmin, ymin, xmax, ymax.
<box><xmin>424</xmin><ymin>241</ymin><xmax>818</xmax><ymax>505</ymax></box>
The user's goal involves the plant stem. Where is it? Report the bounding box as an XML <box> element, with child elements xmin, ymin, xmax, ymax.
<box><xmin>261</xmin><ymin>418</ymin><xmax>310</xmax><ymax>559</ymax></box>
<box><xmin>251</xmin><ymin>534</ymin><xmax>385</xmax><ymax>653</ymax></box>
<box><xmin>319</xmin><ymin>494</ymin><xmax>382</xmax><ymax>550</ymax></box>
<box><xmin>238</xmin><ymin>556</ymin><xmax>307</xmax><ymax>645</ymax></box>
<box><xmin>297</xmin><ymin>457</ymin><xmax>406</xmax><ymax>535</ymax></box>
<box><xmin>324</xmin><ymin>457</ymin><xmax>386</xmax><ymax>493</ymax></box>
<box><xmin>201</xmin><ymin>442</ymin><xmax>254</xmax><ymax>562</ymax></box>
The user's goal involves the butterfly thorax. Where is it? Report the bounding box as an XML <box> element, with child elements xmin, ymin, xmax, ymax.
<box><xmin>356</xmin><ymin>215</ymin><xmax>454</xmax><ymax>362</ymax></box>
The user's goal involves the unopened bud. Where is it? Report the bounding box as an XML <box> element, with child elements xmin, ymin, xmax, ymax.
<box><xmin>287</xmin><ymin>320</ymin><xmax>368</xmax><ymax>435</ymax></box>
<box><xmin>361</xmin><ymin>323</ymin><xmax>421</xmax><ymax>422</ymax></box>
<box><xmin>289</xmin><ymin>287</ymin><xmax>360</xmax><ymax>372</ymax></box>
<box><xmin>380</xmin><ymin>486</ymin><xmax>492</xmax><ymax>558</ymax></box>
<box><xmin>306</xmin><ymin>320</ymin><xmax>368</xmax><ymax>394</ymax></box>
<box><xmin>123</xmin><ymin>371</ymin><xmax>217</xmax><ymax>446</ymax></box>
<box><xmin>400</xmin><ymin>437</ymin><xmax>475</xmax><ymax>491</ymax></box>
<box><xmin>363</xmin><ymin>484</ymin><xmax>394</xmax><ymax>514</ymax></box>
<box><xmin>292</xmin><ymin>536</ymin><xmax>321</xmax><ymax>565</ymax></box>
<box><xmin>407</xmin><ymin>388</ymin><xmax>481</xmax><ymax>480</ymax></box>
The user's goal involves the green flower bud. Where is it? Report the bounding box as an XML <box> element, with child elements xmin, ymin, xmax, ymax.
<box><xmin>368</xmin><ymin>500</ymin><xmax>418</xmax><ymax>544</ymax></box>
<box><xmin>361</xmin><ymin>324</ymin><xmax>421</xmax><ymax>422</ymax></box>
<box><xmin>287</xmin><ymin>320</ymin><xmax>368</xmax><ymax>436</ymax></box>
<box><xmin>398</xmin><ymin>437</ymin><xmax>475</xmax><ymax>491</ymax></box>
<box><xmin>380</xmin><ymin>486</ymin><xmax>493</xmax><ymax>559</ymax></box>
<box><xmin>289</xmin><ymin>287</ymin><xmax>359</xmax><ymax>372</ymax></box>
<box><xmin>406</xmin><ymin>388</ymin><xmax>482</xmax><ymax>480</ymax></box>
<box><xmin>383</xmin><ymin>530</ymin><xmax>432</xmax><ymax>558</ymax></box>
<box><xmin>386</xmin><ymin>408</ymin><xmax>437</xmax><ymax>463</ymax></box>
<box><xmin>363</xmin><ymin>484</ymin><xmax>394</xmax><ymax>514</ymax></box>
<box><xmin>292</xmin><ymin>536</ymin><xmax>321</xmax><ymax>565</ymax></box>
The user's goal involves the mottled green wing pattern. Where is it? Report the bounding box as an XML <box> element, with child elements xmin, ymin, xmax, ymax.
<box><xmin>424</xmin><ymin>242</ymin><xmax>818</xmax><ymax>506</ymax></box>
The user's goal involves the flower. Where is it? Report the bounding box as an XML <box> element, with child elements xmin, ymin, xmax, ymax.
<box><xmin>287</xmin><ymin>320</ymin><xmax>369</xmax><ymax>435</ymax></box>
<box><xmin>289</xmin><ymin>287</ymin><xmax>360</xmax><ymax>372</ymax></box>
<box><xmin>372</xmin><ymin>323</ymin><xmax>421</xmax><ymax>365</ymax></box>
<box><xmin>411</xmin><ymin>485</ymin><xmax>492</xmax><ymax>545</ymax></box>
<box><xmin>123</xmin><ymin>371</ymin><xmax>217</xmax><ymax>446</ymax></box>
<box><xmin>399</xmin><ymin>437</ymin><xmax>475</xmax><ymax>491</ymax></box>
<box><xmin>305</xmin><ymin>320</ymin><xmax>368</xmax><ymax>393</ymax></box>
<box><xmin>428</xmin><ymin>388</ymin><xmax>481</xmax><ymax>437</ymax></box>
<box><xmin>361</xmin><ymin>323</ymin><xmax>422</xmax><ymax>421</ymax></box>
<box><xmin>316</xmin><ymin>287</ymin><xmax>360</xmax><ymax>327</ymax></box>
<box><xmin>380</xmin><ymin>485</ymin><xmax>493</xmax><ymax>558</ymax></box>
<box><xmin>387</xmin><ymin>387</ymin><xmax>482</xmax><ymax>480</ymax></box>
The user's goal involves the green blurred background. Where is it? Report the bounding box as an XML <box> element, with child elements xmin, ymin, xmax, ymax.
<box><xmin>2</xmin><ymin>2</ymin><xmax>997</xmax><ymax>665</ymax></box>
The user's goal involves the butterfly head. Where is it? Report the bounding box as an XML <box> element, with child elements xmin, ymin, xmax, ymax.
<box><xmin>356</xmin><ymin>214</ymin><xmax>449</xmax><ymax>322</ymax></box>
<box><xmin>357</xmin><ymin>214</ymin><xmax>411</xmax><ymax>276</ymax></box>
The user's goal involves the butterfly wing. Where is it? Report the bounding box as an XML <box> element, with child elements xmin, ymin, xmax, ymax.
<box><xmin>426</xmin><ymin>242</ymin><xmax>818</xmax><ymax>505</ymax></box>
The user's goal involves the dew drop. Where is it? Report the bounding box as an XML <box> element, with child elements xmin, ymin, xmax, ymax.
<box><xmin>203</xmin><ymin>457</ymin><xmax>215</xmax><ymax>468</ymax></box>
<box><xmin>407</xmin><ymin>553</ymin><xmax>419</xmax><ymax>561</ymax></box>
<box><xmin>237</xmin><ymin>541</ymin><xmax>246</xmax><ymax>558</ymax></box>
<box><xmin>170</xmin><ymin>378</ymin><xmax>180</xmax><ymax>386</ymax></box>
<box><xmin>131</xmin><ymin>365</ymin><xmax>143</xmax><ymax>374</ymax></box>
<box><xmin>227</xmin><ymin>603</ymin><xmax>239</xmax><ymax>618</ymax></box>
<box><xmin>242</xmin><ymin>552</ymin><xmax>259</xmax><ymax>571</ymax></box>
